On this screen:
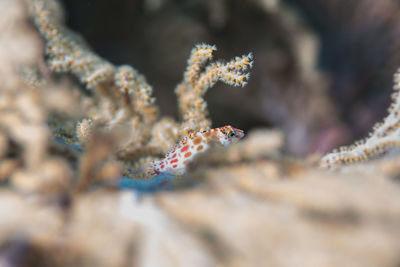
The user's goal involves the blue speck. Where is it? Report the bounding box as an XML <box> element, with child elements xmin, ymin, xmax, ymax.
<box><xmin>118</xmin><ymin>173</ymin><xmax>177</xmax><ymax>193</ymax></box>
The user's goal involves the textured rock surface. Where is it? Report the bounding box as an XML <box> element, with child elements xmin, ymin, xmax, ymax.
<box><xmin>2</xmin><ymin>130</ymin><xmax>400</xmax><ymax>266</ymax></box>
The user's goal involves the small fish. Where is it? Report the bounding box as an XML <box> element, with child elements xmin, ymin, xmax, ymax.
<box><xmin>147</xmin><ymin>125</ymin><xmax>245</xmax><ymax>176</ymax></box>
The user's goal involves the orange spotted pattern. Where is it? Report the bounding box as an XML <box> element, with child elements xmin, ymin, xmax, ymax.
<box><xmin>148</xmin><ymin>125</ymin><xmax>245</xmax><ymax>176</ymax></box>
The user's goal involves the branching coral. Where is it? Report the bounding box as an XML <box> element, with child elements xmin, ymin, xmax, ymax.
<box><xmin>175</xmin><ymin>44</ymin><xmax>252</xmax><ymax>134</ymax></box>
<box><xmin>28</xmin><ymin>0</ymin><xmax>253</xmax><ymax>178</ymax></box>
<box><xmin>320</xmin><ymin>68</ymin><xmax>400</xmax><ymax>168</ymax></box>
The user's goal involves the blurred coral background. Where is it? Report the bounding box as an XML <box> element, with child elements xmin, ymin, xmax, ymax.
<box><xmin>60</xmin><ymin>0</ymin><xmax>400</xmax><ymax>156</ymax></box>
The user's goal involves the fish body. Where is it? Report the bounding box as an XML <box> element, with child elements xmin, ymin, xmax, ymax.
<box><xmin>148</xmin><ymin>126</ymin><xmax>244</xmax><ymax>176</ymax></box>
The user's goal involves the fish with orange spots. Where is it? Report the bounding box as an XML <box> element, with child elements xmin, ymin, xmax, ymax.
<box><xmin>147</xmin><ymin>126</ymin><xmax>245</xmax><ymax>176</ymax></box>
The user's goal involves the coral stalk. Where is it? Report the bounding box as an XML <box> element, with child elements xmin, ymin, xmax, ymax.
<box><xmin>320</xmin><ymin>68</ymin><xmax>400</xmax><ymax>168</ymax></box>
